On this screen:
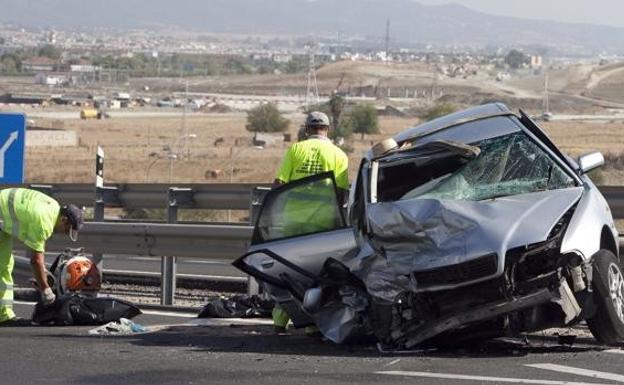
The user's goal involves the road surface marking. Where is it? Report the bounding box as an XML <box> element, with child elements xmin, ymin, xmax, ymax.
<box><xmin>376</xmin><ymin>370</ymin><xmax>612</xmax><ymax>385</ymax></box>
<box><xmin>604</xmin><ymin>349</ymin><xmax>624</xmax><ymax>355</ymax></box>
<box><xmin>142</xmin><ymin>309</ymin><xmax>196</xmax><ymax>318</ymax></box>
<box><xmin>527</xmin><ymin>363</ymin><xmax>624</xmax><ymax>383</ymax></box>
<box><xmin>189</xmin><ymin>318</ymin><xmax>273</xmax><ymax>326</ymax></box>
<box><xmin>384</xmin><ymin>359</ymin><xmax>401</xmax><ymax>367</ymax></box>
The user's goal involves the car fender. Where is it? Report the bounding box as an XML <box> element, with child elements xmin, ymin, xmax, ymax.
<box><xmin>560</xmin><ymin>182</ymin><xmax>618</xmax><ymax>260</ymax></box>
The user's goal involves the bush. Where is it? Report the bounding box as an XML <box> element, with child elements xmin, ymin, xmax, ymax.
<box><xmin>350</xmin><ymin>103</ymin><xmax>379</xmax><ymax>139</ymax></box>
<box><xmin>245</xmin><ymin>103</ymin><xmax>290</xmax><ymax>133</ymax></box>
<box><xmin>328</xmin><ymin>94</ymin><xmax>345</xmax><ymax>131</ymax></box>
<box><xmin>330</xmin><ymin>116</ymin><xmax>353</xmax><ymax>140</ymax></box>
<box><xmin>37</xmin><ymin>44</ymin><xmax>62</xmax><ymax>60</ymax></box>
<box><xmin>422</xmin><ymin>103</ymin><xmax>457</xmax><ymax>122</ymax></box>
<box><xmin>504</xmin><ymin>49</ymin><xmax>529</xmax><ymax>69</ymax></box>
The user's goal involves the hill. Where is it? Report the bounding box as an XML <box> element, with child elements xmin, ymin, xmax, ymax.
<box><xmin>1</xmin><ymin>0</ymin><xmax>624</xmax><ymax>52</ymax></box>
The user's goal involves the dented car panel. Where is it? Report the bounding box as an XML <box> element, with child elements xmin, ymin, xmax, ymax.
<box><xmin>234</xmin><ymin>103</ymin><xmax>622</xmax><ymax>350</ymax></box>
<box><xmin>360</xmin><ymin>188</ymin><xmax>583</xmax><ymax>296</ymax></box>
<box><xmin>560</xmin><ymin>179</ymin><xmax>619</xmax><ymax>260</ymax></box>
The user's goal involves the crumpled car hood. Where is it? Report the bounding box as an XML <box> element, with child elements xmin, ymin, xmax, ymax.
<box><xmin>365</xmin><ymin>187</ymin><xmax>583</xmax><ymax>277</ymax></box>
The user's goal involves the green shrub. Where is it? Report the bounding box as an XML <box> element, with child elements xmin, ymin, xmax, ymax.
<box><xmin>351</xmin><ymin>103</ymin><xmax>379</xmax><ymax>139</ymax></box>
<box><xmin>245</xmin><ymin>103</ymin><xmax>290</xmax><ymax>133</ymax></box>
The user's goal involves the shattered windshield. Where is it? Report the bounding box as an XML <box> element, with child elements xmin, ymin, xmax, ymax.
<box><xmin>376</xmin><ymin>132</ymin><xmax>576</xmax><ymax>202</ymax></box>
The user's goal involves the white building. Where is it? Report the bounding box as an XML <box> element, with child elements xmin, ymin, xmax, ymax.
<box><xmin>34</xmin><ymin>72</ymin><xmax>67</xmax><ymax>86</ymax></box>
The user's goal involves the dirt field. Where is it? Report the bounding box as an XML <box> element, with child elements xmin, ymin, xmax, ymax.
<box><xmin>23</xmin><ymin>113</ymin><xmax>624</xmax><ymax>187</ymax></box>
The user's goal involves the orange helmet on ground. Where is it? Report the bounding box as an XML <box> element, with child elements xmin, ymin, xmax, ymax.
<box><xmin>57</xmin><ymin>256</ymin><xmax>101</xmax><ymax>294</ymax></box>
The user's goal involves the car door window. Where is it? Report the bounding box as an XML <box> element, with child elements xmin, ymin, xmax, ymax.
<box><xmin>252</xmin><ymin>172</ymin><xmax>347</xmax><ymax>244</ymax></box>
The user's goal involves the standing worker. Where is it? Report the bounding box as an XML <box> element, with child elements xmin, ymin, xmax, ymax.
<box><xmin>0</xmin><ymin>188</ymin><xmax>84</xmax><ymax>326</ymax></box>
<box><xmin>272</xmin><ymin>111</ymin><xmax>349</xmax><ymax>333</ymax></box>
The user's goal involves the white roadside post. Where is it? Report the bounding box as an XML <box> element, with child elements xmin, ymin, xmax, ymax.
<box><xmin>93</xmin><ymin>146</ymin><xmax>105</xmax><ymax>272</ymax></box>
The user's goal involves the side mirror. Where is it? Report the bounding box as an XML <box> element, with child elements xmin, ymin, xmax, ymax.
<box><xmin>578</xmin><ymin>152</ymin><xmax>604</xmax><ymax>174</ymax></box>
<box><xmin>302</xmin><ymin>287</ymin><xmax>323</xmax><ymax>313</ymax></box>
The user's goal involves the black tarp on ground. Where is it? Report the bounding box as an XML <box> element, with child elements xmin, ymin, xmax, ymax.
<box><xmin>198</xmin><ymin>295</ymin><xmax>273</xmax><ymax>318</ymax></box>
<box><xmin>32</xmin><ymin>294</ymin><xmax>142</xmax><ymax>326</ymax></box>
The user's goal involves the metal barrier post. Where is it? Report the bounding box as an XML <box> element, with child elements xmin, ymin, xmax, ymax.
<box><xmin>161</xmin><ymin>187</ymin><xmax>193</xmax><ymax>305</ymax></box>
<box><xmin>246</xmin><ymin>187</ymin><xmax>271</xmax><ymax>295</ymax></box>
<box><xmin>93</xmin><ymin>147</ymin><xmax>105</xmax><ymax>271</ymax></box>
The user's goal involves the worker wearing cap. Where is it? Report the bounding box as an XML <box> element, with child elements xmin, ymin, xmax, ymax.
<box><xmin>0</xmin><ymin>188</ymin><xmax>84</xmax><ymax>326</ymax></box>
<box><xmin>272</xmin><ymin>111</ymin><xmax>349</xmax><ymax>333</ymax></box>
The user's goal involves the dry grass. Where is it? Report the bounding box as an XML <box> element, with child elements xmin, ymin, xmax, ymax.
<box><xmin>23</xmin><ymin>113</ymin><xmax>624</xmax><ymax>187</ymax></box>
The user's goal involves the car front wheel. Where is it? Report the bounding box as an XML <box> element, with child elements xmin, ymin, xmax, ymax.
<box><xmin>587</xmin><ymin>249</ymin><xmax>624</xmax><ymax>345</ymax></box>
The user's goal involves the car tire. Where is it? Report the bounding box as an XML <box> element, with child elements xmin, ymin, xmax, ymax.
<box><xmin>586</xmin><ymin>249</ymin><xmax>624</xmax><ymax>345</ymax></box>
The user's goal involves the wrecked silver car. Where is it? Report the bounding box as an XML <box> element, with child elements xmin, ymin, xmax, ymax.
<box><xmin>234</xmin><ymin>103</ymin><xmax>622</xmax><ymax>350</ymax></box>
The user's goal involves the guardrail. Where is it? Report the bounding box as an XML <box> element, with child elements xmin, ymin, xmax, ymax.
<box><xmin>9</xmin><ymin>182</ymin><xmax>270</xmax><ymax>210</ymax></box>
<box><xmin>8</xmin><ymin>183</ymin><xmax>624</xmax><ymax>305</ymax></box>
<box><xmin>44</xmin><ymin>222</ymin><xmax>253</xmax><ymax>259</ymax></box>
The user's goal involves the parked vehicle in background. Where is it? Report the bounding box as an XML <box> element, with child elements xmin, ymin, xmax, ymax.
<box><xmin>80</xmin><ymin>108</ymin><xmax>108</xmax><ymax>120</ymax></box>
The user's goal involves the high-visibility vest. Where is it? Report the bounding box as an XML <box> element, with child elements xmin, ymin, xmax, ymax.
<box><xmin>0</xmin><ymin>188</ymin><xmax>60</xmax><ymax>252</ymax></box>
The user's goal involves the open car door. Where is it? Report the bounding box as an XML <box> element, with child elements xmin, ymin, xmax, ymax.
<box><xmin>233</xmin><ymin>172</ymin><xmax>357</xmax><ymax>321</ymax></box>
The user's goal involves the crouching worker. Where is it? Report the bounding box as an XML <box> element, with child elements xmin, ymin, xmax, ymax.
<box><xmin>0</xmin><ymin>188</ymin><xmax>84</xmax><ymax>326</ymax></box>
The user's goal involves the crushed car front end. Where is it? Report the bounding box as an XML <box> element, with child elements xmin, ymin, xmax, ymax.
<box><xmin>235</xmin><ymin>103</ymin><xmax>621</xmax><ymax>350</ymax></box>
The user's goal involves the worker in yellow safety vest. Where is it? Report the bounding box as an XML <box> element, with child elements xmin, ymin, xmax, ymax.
<box><xmin>272</xmin><ymin>111</ymin><xmax>349</xmax><ymax>333</ymax></box>
<box><xmin>0</xmin><ymin>188</ymin><xmax>84</xmax><ymax>326</ymax></box>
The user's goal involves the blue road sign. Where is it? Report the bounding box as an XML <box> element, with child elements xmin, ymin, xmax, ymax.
<box><xmin>0</xmin><ymin>113</ymin><xmax>26</xmax><ymax>184</ymax></box>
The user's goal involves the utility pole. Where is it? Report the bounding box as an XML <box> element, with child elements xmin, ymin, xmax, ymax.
<box><xmin>180</xmin><ymin>81</ymin><xmax>189</xmax><ymax>158</ymax></box>
<box><xmin>305</xmin><ymin>45</ymin><xmax>320</xmax><ymax>108</ymax></box>
<box><xmin>385</xmin><ymin>18</ymin><xmax>391</xmax><ymax>64</ymax></box>
<box><xmin>543</xmin><ymin>73</ymin><xmax>550</xmax><ymax>115</ymax></box>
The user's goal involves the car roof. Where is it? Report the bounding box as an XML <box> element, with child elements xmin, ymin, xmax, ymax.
<box><xmin>393</xmin><ymin>102</ymin><xmax>515</xmax><ymax>144</ymax></box>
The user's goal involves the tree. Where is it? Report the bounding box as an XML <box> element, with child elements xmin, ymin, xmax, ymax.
<box><xmin>0</xmin><ymin>53</ymin><xmax>20</xmax><ymax>74</ymax></box>
<box><xmin>246</xmin><ymin>103</ymin><xmax>290</xmax><ymax>133</ymax></box>
<box><xmin>328</xmin><ymin>94</ymin><xmax>345</xmax><ymax>132</ymax></box>
<box><xmin>37</xmin><ymin>44</ymin><xmax>62</xmax><ymax>60</ymax></box>
<box><xmin>350</xmin><ymin>103</ymin><xmax>379</xmax><ymax>139</ymax></box>
<box><xmin>330</xmin><ymin>116</ymin><xmax>353</xmax><ymax>140</ymax></box>
<box><xmin>504</xmin><ymin>49</ymin><xmax>528</xmax><ymax>69</ymax></box>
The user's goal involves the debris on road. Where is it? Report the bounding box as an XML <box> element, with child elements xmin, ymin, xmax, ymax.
<box><xmin>32</xmin><ymin>294</ymin><xmax>142</xmax><ymax>326</ymax></box>
<box><xmin>198</xmin><ymin>294</ymin><xmax>273</xmax><ymax>318</ymax></box>
<box><xmin>88</xmin><ymin>318</ymin><xmax>147</xmax><ymax>335</ymax></box>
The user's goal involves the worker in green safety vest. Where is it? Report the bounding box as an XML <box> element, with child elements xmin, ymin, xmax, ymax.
<box><xmin>272</xmin><ymin>111</ymin><xmax>349</xmax><ymax>334</ymax></box>
<box><xmin>0</xmin><ymin>188</ymin><xmax>84</xmax><ymax>326</ymax></box>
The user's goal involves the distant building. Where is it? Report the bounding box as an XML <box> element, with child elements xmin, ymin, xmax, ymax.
<box><xmin>21</xmin><ymin>57</ymin><xmax>57</xmax><ymax>73</ymax></box>
<box><xmin>530</xmin><ymin>55</ymin><xmax>543</xmax><ymax>68</ymax></box>
<box><xmin>272</xmin><ymin>53</ymin><xmax>292</xmax><ymax>63</ymax></box>
<box><xmin>34</xmin><ymin>72</ymin><xmax>67</xmax><ymax>86</ymax></box>
<box><xmin>70</xmin><ymin>64</ymin><xmax>101</xmax><ymax>73</ymax></box>
<box><xmin>69</xmin><ymin>63</ymin><xmax>102</xmax><ymax>85</ymax></box>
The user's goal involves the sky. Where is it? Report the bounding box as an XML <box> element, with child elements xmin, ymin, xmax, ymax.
<box><xmin>415</xmin><ymin>0</ymin><xmax>624</xmax><ymax>28</ymax></box>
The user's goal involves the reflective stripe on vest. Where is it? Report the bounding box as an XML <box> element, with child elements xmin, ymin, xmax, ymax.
<box><xmin>0</xmin><ymin>283</ymin><xmax>13</xmax><ymax>291</ymax></box>
<box><xmin>0</xmin><ymin>299</ymin><xmax>13</xmax><ymax>306</ymax></box>
<box><xmin>0</xmin><ymin>189</ymin><xmax>19</xmax><ymax>238</ymax></box>
<box><xmin>7</xmin><ymin>189</ymin><xmax>19</xmax><ymax>238</ymax></box>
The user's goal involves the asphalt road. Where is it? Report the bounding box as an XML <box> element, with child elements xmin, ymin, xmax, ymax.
<box><xmin>5</xmin><ymin>301</ymin><xmax>624</xmax><ymax>385</ymax></box>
